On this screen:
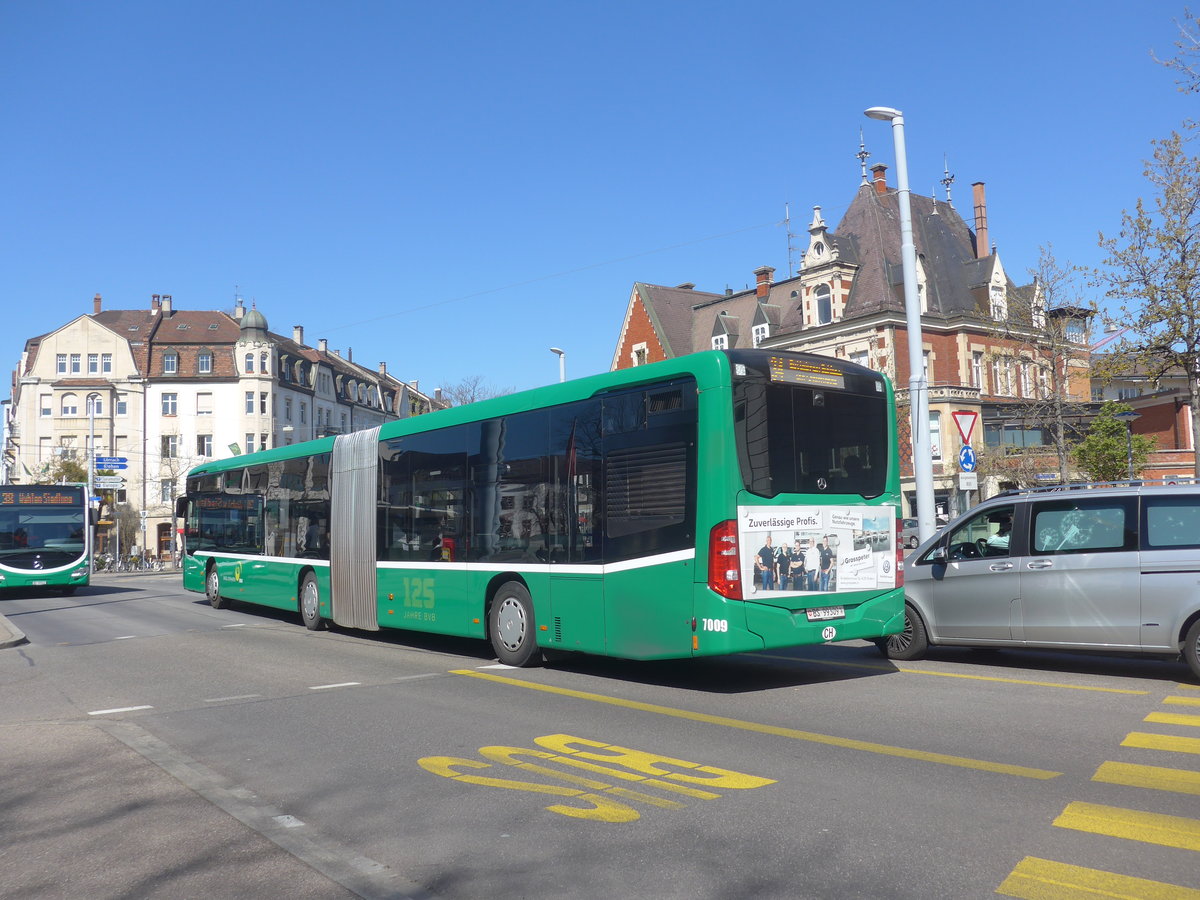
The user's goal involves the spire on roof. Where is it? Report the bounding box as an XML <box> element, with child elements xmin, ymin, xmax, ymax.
<box><xmin>941</xmin><ymin>154</ymin><xmax>956</xmax><ymax>208</ymax></box>
<box><xmin>856</xmin><ymin>129</ymin><xmax>870</xmax><ymax>185</ymax></box>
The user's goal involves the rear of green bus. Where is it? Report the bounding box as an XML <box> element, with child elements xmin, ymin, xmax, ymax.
<box><xmin>691</xmin><ymin>351</ymin><xmax>905</xmax><ymax>656</ymax></box>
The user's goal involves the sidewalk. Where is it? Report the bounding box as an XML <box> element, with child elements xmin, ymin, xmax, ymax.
<box><xmin>0</xmin><ymin>609</ymin><xmax>25</xmax><ymax>649</ymax></box>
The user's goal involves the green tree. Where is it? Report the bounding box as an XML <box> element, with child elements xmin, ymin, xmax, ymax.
<box><xmin>1072</xmin><ymin>402</ymin><xmax>1157</xmax><ymax>482</ymax></box>
<box><xmin>36</xmin><ymin>456</ymin><xmax>88</xmax><ymax>484</ymax></box>
<box><xmin>1096</xmin><ymin>132</ymin><xmax>1200</xmax><ymax>479</ymax></box>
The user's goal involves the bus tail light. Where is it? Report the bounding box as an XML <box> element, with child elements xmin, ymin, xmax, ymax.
<box><xmin>894</xmin><ymin>517</ymin><xmax>905</xmax><ymax>587</ymax></box>
<box><xmin>708</xmin><ymin>520</ymin><xmax>743</xmax><ymax>600</ymax></box>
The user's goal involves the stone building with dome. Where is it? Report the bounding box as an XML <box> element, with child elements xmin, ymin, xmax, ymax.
<box><xmin>8</xmin><ymin>293</ymin><xmax>443</xmax><ymax>558</ymax></box>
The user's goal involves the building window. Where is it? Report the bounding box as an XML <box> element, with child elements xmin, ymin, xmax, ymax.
<box><xmin>751</xmin><ymin>323</ymin><xmax>770</xmax><ymax>347</ymax></box>
<box><xmin>245</xmin><ymin>353</ymin><xmax>254</xmax><ymax>373</ymax></box>
<box><xmin>40</xmin><ymin>395</ymin><xmax>52</xmax><ymax>417</ymax></box>
<box><xmin>101</xmin><ymin>353</ymin><xmax>112</xmax><ymax>373</ymax></box>
<box><xmin>116</xmin><ymin>394</ymin><xmax>128</xmax><ymax>416</ymax></box>
<box><xmin>161</xmin><ymin>435</ymin><xmax>178</xmax><ymax>458</ymax></box>
<box><xmin>245</xmin><ymin>433</ymin><xmax>255</xmax><ymax>454</ymax></box>
<box><xmin>196</xmin><ymin>393</ymin><xmax>212</xmax><ymax>415</ymax></box>
<box><xmin>245</xmin><ymin>391</ymin><xmax>255</xmax><ymax>414</ymax></box>
<box><xmin>990</xmin><ymin>285</ymin><xmax>1006</xmax><ymax>320</ymax></box>
<box><xmin>86</xmin><ymin>394</ymin><xmax>102</xmax><ymax>416</ymax></box>
<box><xmin>930</xmin><ymin>411</ymin><xmax>942</xmax><ymax>461</ymax></box>
<box><xmin>922</xmin><ymin>350</ymin><xmax>931</xmax><ymax>384</ymax></box>
<box><xmin>56</xmin><ymin>354</ymin><xmax>67</xmax><ymax>374</ymax></box>
<box><xmin>163</xmin><ymin>352</ymin><xmax>178</xmax><ymax>375</ymax></box>
<box><xmin>160</xmin><ymin>480</ymin><xmax>176</xmax><ymax>504</ymax></box>
<box><xmin>284</xmin><ymin>397</ymin><xmax>292</xmax><ymax>421</ymax></box>
<box><xmin>849</xmin><ymin>349</ymin><xmax>869</xmax><ymax>369</ymax></box>
<box><xmin>70</xmin><ymin>353</ymin><xmax>81</xmax><ymax>373</ymax></box>
<box><xmin>197</xmin><ymin>434</ymin><xmax>212</xmax><ymax>457</ymax></box>
<box><xmin>260</xmin><ymin>392</ymin><xmax>268</xmax><ymax>414</ymax></box>
<box><xmin>341</xmin><ymin>413</ymin><xmax>347</xmax><ymax>431</ymax></box>
<box><xmin>88</xmin><ymin>353</ymin><xmax>99</xmax><ymax>374</ymax></box>
<box><xmin>711</xmin><ymin>334</ymin><xmax>728</xmax><ymax>350</ymax></box>
<box><xmin>162</xmin><ymin>393</ymin><xmax>177</xmax><ymax>416</ymax></box>
<box><xmin>300</xmin><ymin>402</ymin><xmax>307</xmax><ymax>424</ymax></box>
<box><xmin>61</xmin><ymin>393</ymin><xmax>78</xmax><ymax>416</ymax></box>
<box><xmin>260</xmin><ymin>352</ymin><xmax>269</xmax><ymax>373</ymax></box>
<box><xmin>815</xmin><ymin>285</ymin><xmax>833</xmax><ymax>325</ymax></box>
<box><xmin>198</xmin><ymin>352</ymin><xmax>212</xmax><ymax>374</ymax></box>
<box><xmin>260</xmin><ymin>432</ymin><xmax>268</xmax><ymax>451</ymax></box>
<box><xmin>1117</xmin><ymin>386</ymin><xmax>1142</xmax><ymax>400</ymax></box>
<box><xmin>971</xmin><ymin>352</ymin><xmax>983</xmax><ymax>389</ymax></box>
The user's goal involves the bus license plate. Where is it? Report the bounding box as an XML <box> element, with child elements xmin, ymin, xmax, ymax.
<box><xmin>806</xmin><ymin>606</ymin><xmax>844</xmax><ymax>621</ymax></box>
<box><xmin>31</xmin><ymin>580</ymin><xmax>47</xmax><ymax>586</ymax></box>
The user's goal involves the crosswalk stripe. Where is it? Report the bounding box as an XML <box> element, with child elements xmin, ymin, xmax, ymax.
<box><xmin>997</xmin><ymin>856</ymin><xmax>1200</xmax><ymax>899</ymax></box>
<box><xmin>1165</xmin><ymin>695</ymin><xmax>1200</xmax><ymax>707</ymax></box>
<box><xmin>1093</xmin><ymin>761</ymin><xmax>1200</xmax><ymax>795</ymax></box>
<box><xmin>1122</xmin><ymin>732</ymin><xmax>1200</xmax><ymax>756</ymax></box>
<box><xmin>1145</xmin><ymin>711</ymin><xmax>1200</xmax><ymax>728</ymax></box>
<box><xmin>1053</xmin><ymin>801</ymin><xmax>1200</xmax><ymax>851</ymax></box>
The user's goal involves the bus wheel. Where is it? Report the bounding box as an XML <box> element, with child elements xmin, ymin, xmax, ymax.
<box><xmin>1184</xmin><ymin>619</ymin><xmax>1200</xmax><ymax>681</ymax></box>
<box><xmin>881</xmin><ymin>603</ymin><xmax>928</xmax><ymax>661</ymax></box>
<box><xmin>489</xmin><ymin>582</ymin><xmax>540</xmax><ymax>667</ymax></box>
<box><xmin>206</xmin><ymin>565</ymin><xmax>229</xmax><ymax>610</ymax></box>
<box><xmin>299</xmin><ymin>572</ymin><xmax>325</xmax><ymax>631</ymax></box>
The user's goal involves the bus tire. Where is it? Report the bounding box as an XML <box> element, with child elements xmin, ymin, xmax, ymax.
<box><xmin>1184</xmin><ymin>619</ymin><xmax>1200</xmax><ymax>681</ymax></box>
<box><xmin>206</xmin><ymin>564</ymin><xmax>229</xmax><ymax>610</ymax></box>
<box><xmin>299</xmin><ymin>572</ymin><xmax>326</xmax><ymax>631</ymax></box>
<box><xmin>489</xmin><ymin>582</ymin><xmax>540</xmax><ymax>667</ymax></box>
<box><xmin>881</xmin><ymin>603</ymin><xmax>928</xmax><ymax>661</ymax></box>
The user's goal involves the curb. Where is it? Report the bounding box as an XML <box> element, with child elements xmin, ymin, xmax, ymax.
<box><xmin>0</xmin><ymin>612</ymin><xmax>27</xmax><ymax>649</ymax></box>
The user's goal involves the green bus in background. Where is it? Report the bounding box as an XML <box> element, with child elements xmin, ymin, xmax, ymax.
<box><xmin>0</xmin><ymin>483</ymin><xmax>91</xmax><ymax>594</ymax></box>
<box><xmin>177</xmin><ymin>349</ymin><xmax>905</xmax><ymax>666</ymax></box>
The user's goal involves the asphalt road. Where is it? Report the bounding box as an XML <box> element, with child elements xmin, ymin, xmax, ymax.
<box><xmin>1</xmin><ymin>574</ymin><xmax>1198</xmax><ymax>899</ymax></box>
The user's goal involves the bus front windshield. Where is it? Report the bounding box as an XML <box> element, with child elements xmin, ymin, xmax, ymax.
<box><xmin>733</xmin><ymin>380</ymin><xmax>888</xmax><ymax>498</ymax></box>
<box><xmin>0</xmin><ymin>487</ymin><xmax>87</xmax><ymax>568</ymax></box>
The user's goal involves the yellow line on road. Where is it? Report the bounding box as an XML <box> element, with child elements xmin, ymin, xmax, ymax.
<box><xmin>757</xmin><ymin>654</ymin><xmax>1149</xmax><ymax>694</ymax></box>
<box><xmin>1054</xmin><ymin>801</ymin><xmax>1200</xmax><ymax>851</ymax></box>
<box><xmin>1093</xmin><ymin>761</ymin><xmax>1200</xmax><ymax>795</ymax></box>
<box><xmin>997</xmin><ymin>856</ymin><xmax>1200</xmax><ymax>899</ymax></box>
<box><xmin>1146</xmin><ymin>711</ymin><xmax>1200</xmax><ymax>728</ymax></box>
<box><xmin>1165</xmin><ymin>695</ymin><xmax>1200</xmax><ymax>707</ymax></box>
<box><xmin>451</xmin><ymin>669</ymin><xmax>1060</xmax><ymax>780</ymax></box>
<box><xmin>1122</xmin><ymin>732</ymin><xmax>1200</xmax><ymax>756</ymax></box>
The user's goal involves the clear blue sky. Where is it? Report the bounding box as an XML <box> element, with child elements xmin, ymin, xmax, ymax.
<box><xmin>2</xmin><ymin>1</ymin><xmax>1193</xmax><ymax>395</ymax></box>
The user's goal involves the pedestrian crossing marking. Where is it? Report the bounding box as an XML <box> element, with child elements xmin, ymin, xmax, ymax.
<box><xmin>997</xmin><ymin>857</ymin><xmax>1200</xmax><ymax>899</ymax></box>
<box><xmin>1145</xmin><ymin>711</ymin><xmax>1200</xmax><ymax>728</ymax></box>
<box><xmin>1093</xmin><ymin>761</ymin><xmax>1200</xmax><ymax>796</ymax></box>
<box><xmin>1053</xmin><ymin>801</ymin><xmax>1200</xmax><ymax>851</ymax></box>
<box><xmin>1122</xmin><ymin>732</ymin><xmax>1200</xmax><ymax>756</ymax></box>
<box><xmin>1165</xmin><ymin>695</ymin><xmax>1200</xmax><ymax>707</ymax></box>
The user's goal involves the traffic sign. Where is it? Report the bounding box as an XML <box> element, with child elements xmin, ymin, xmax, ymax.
<box><xmin>958</xmin><ymin>444</ymin><xmax>977</xmax><ymax>473</ymax></box>
<box><xmin>94</xmin><ymin>476</ymin><xmax>126</xmax><ymax>489</ymax></box>
<box><xmin>959</xmin><ymin>472</ymin><xmax>978</xmax><ymax>490</ymax></box>
<box><xmin>94</xmin><ymin>456</ymin><xmax>127</xmax><ymax>466</ymax></box>
<box><xmin>93</xmin><ymin>462</ymin><xmax>128</xmax><ymax>470</ymax></box>
<box><xmin>951</xmin><ymin>411</ymin><xmax>978</xmax><ymax>445</ymax></box>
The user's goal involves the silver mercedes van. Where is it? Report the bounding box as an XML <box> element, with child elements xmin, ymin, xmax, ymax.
<box><xmin>882</xmin><ymin>482</ymin><xmax>1200</xmax><ymax>680</ymax></box>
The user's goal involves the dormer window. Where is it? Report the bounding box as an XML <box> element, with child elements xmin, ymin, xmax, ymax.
<box><xmin>163</xmin><ymin>352</ymin><xmax>178</xmax><ymax>375</ymax></box>
<box><xmin>245</xmin><ymin>352</ymin><xmax>255</xmax><ymax>373</ymax></box>
<box><xmin>815</xmin><ymin>285</ymin><xmax>833</xmax><ymax>325</ymax></box>
<box><xmin>751</xmin><ymin>323</ymin><xmax>770</xmax><ymax>347</ymax></box>
<box><xmin>990</xmin><ymin>285</ymin><xmax>1007</xmax><ymax>320</ymax></box>
<box><xmin>711</xmin><ymin>334</ymin><xmax>728</xmax><ymax>350</ymax></box>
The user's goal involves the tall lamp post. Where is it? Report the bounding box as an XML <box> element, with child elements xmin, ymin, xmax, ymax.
<box><xmin>549</xmin><ymin>347</ymin><xmax>566</xmax><ymax>383</ymax></box>
<box><xmin>1113</xmin><ymin>409</ymin><xmax>1142</xmax><ymax>480</ymax></box>
<box><xmin>865</xmin><ymin>105</ymin><xmax>936</xmax><ymax>543</ymax></box>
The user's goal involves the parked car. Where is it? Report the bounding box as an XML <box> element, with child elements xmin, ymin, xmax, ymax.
<box><xmin>900</xmin><ymin>518</ymin><xmax>920</xmax><ymax>549</ymax></box>
<box><xmin>881</xmin><ymin>482</ymin><xmax>1200</xmax><ymax>679</ymax></box>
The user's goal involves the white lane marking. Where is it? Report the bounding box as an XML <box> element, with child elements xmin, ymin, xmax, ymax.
<box><xmin>308</xmin><ymin>682</ymin><xmax>361</xmax><ymax>691</ymax></box>
<box><xmin>272</xmin><ymin>814</ymin><xmax>305</xmax><ymax>828</ymax></box>
<box><xmin>222</xmin><ymin>623</ymin><xmax>248</xmax><ymax>628</ymax></box>
<box><xmin>481</xmin><ymin>664</ymin><xmax>517</xmax><ymax>670</ymax></box>
<box><xmin>88</xmin><ymin>705</ymin><xmax>153</xmax><ymax>716</ymax></box>
<box><xmin>204</xmin><ymin>694</ymin><xmax>263</xmax><ymax>703</ymax></box>
<box><xmin>113</xmin><ymin>635</ymin><xmax>137</xmax><ymax>640</ymax></box>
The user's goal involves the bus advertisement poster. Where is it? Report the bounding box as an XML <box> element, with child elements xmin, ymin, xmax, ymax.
<box><xmin>737</xmin><ymin>505</ymin><xmax>897</xmax><ymax>596</ymax></box>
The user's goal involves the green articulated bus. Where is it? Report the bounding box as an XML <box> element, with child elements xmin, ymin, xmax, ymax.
<box><xmin>178</xmin><ymin>349</ymin><xmax>905</xmax><ymax>666</ymax></box>
<box><xmin>0</xmin><ymin>483</ymin><xmax>91</xmax><ymax>594</ymax></box>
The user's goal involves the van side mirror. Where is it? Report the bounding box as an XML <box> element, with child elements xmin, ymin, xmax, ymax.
<box><xmin>930</xmin><ymin>546</ymin><xmax>947</xmax><ymax>564</ymax></box>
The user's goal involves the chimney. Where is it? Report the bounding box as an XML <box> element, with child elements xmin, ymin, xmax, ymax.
<box><xmin>753</xmin><ymin>265</ymin><xmax>775</xmax><ymax>299</ymax></box>
<box><xmin>161</xmin><ymin>294</ymin><xmax>173</xmax><ymax>316</ymax></box>
<box><xmin>318</xmin><ymin>338</ymin><xmax>328</xmax><ymax>353</ymax></box>
<box><xmin>293</xmin><ymin>325</ymin><xmax>304</xmax><ymax>344</ymax></box>
<box><xmin>675</xmin><ymin>282</ymin><xmax>696</xmax><ymax>290</ymax></box>
<box><xmin>234</xmin><ymin>299</ymin><xmax>245</xmax><ymax>320</ymax></box>
<box><xmin>378</xmin><ymin>361</ymin><xmax>387</xmax><ymax>375</ymax></box>
<box><xmin>93</xmin><ymin>293</ymin><xmax>102</xmax><ymax>315</ymax></box>
<box><xmin>151</xmin><ymin>293</ymin><xmax>161</xmax><ymax>315</ymax></box>
<box><xmin>972</xmin><ymin>182</ymin><xmax>989</xmax><ymax>259</ymax></box>
<box><xmin>347</xmin><ymin>347</ymin><xmax>353</xmax><ymax>362</ymax></box>
<box><xmin>411</xmin><ymin>380</ymin><xmax>419</xmax><ymax>392</ymax></box>
<box><xmin>871</xmin><ymin>164</ymin><xmax>889</xmax><ymax>195</ymax></box>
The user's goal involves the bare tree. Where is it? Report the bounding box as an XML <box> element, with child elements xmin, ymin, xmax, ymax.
<box><xmin>440</xmin><ymin>375</ymin><xmax>514</xmax><ymax>407</ymax></box>
<box><xmin>1153</xmin><ymin>7</ymin><xmax>1200</xmax><ymax>98</ymax></box>
<box><xmin>1097</xmin><ymin>132</ymin><xmax>1200</xmax><ymax>479</ymax></box>
<box><xmin>984</xmin><ymin>245</ymin><xmax>1096</xmax><ymax>483</ymax></box>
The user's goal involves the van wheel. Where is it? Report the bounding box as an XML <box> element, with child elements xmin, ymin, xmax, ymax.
<box><xmin>299</xmin><ymin>572</ymin><xmax>325</xmax><ymax>631</ymax></box>
<box><xmin>206</xmin><ymin>565</ymin><xmax>230</xmax><ymax>609</ymax></box>
<box><xmin>882</xmin><ymin>604</ymin><xmax>929</xmax><ymax>661</ymax></box>
<box><xmin>1184</xmin><ymin>619</ymin><xmax>1200</xmax><ymax>681</ymax></box>
<box><xmin>489</xmin><ymin>582</ymin><xmax>540</xmax><ymax>667</ymax></box>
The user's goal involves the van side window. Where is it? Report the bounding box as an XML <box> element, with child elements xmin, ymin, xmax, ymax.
<box><xmin>1143</xmin><ymin>496</ymin><xmax>1200</xmax><ymax>550</ymax></box>
<box><xmin>934</xmin><ymin>504</ymin><xmax>1015</xmax><ymax>561</ymax></box>
<box><xmin>1031</xmin><ymin>498</ymin><xmax>1136</xmax><ymax>554</ymax></box>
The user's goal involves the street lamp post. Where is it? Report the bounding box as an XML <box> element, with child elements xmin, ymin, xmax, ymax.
<box><xmin>549</xmin><ymin>347</ymin><xmax>566</xmax><ymax>383</ymax></box>
<box><xmin>865</xmin><ymin>105</ymin><xmax>936</xmax><ymax>543</ymax></box>
<box><xmin>1114</xmin><ymin>409</ymin><xmax>1142</xmax><ymax>481</ymax></box>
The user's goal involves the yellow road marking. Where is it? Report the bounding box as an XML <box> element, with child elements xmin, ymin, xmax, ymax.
<box><xmin>1054</xmin><ymin>801</ymin><xmax>1200</xmax><ymax>851</ymax></box>
<box><xmin>1093</xmin><ymin>761</ymin><xmax>1200</xmax><ymax>796</ymax></box>
<box><xmin>451</xmin><ymin>669</ymin><xmax>1060</xmax><ymax>780</ymax></box>
<box><xmin>1122</xmin><ymin>732</ymin><xmax>1200</xmax><ymax>756</ymax></box>
<box><xmin>1145</xmin><ymin>711</ymin><xmax>1200</xmax><ymax>728</ymax></box>
<box><xmin>1165</xmin><ymin>695</ymin><xmax>1200</xmax><ymax>707</ymax></box>
<box><xmin>997</xmin><ymin>856</ymin><xmax>1200</xmax><ymax>899</ymax></box>
<box><xmin>757</xmin><ymin>653</ymin><xmax>1149</xmax><ymax>694</ymax></box>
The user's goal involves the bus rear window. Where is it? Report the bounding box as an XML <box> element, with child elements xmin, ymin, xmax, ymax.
<box><xmin>733</xmin><ymin>381</ymin><xmax>887</xmax><ymax>498</ymax></box>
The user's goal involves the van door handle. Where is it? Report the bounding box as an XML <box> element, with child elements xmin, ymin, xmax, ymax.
<box><xmin>989</xmin><ymin>562</ymin><xmax>1014</xmax><ymax>572</ymax></box>
<box><xmin>1026</xmin><ymin>560</ymin><xmax>1053</xmax><ymax>569</ymax></box>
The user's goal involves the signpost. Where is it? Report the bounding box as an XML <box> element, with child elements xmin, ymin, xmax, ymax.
<box><xmin>93</xmin><ymin>476</ymin><xmax>126</xmax><ymax>489</ymax></box>
<box><xmin>953</xmin><ymin>410</ymin><xmax>980</xmax><ymax>516</ymax></box>
<box><xmin>94</xmin><ymin>456</ymin><xmax>128</xmax><ymax>469</ymax></box>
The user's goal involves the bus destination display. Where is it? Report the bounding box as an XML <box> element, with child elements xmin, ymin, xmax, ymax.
<box><xmin>0</xmin><ymin>487</ymin><xmax>82</xmax><ymax>507</ymax></box>
<box><xmin>768</xmin><ymin>356</ymin><xmax>846</xmax><ymax>390</ymax></box>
